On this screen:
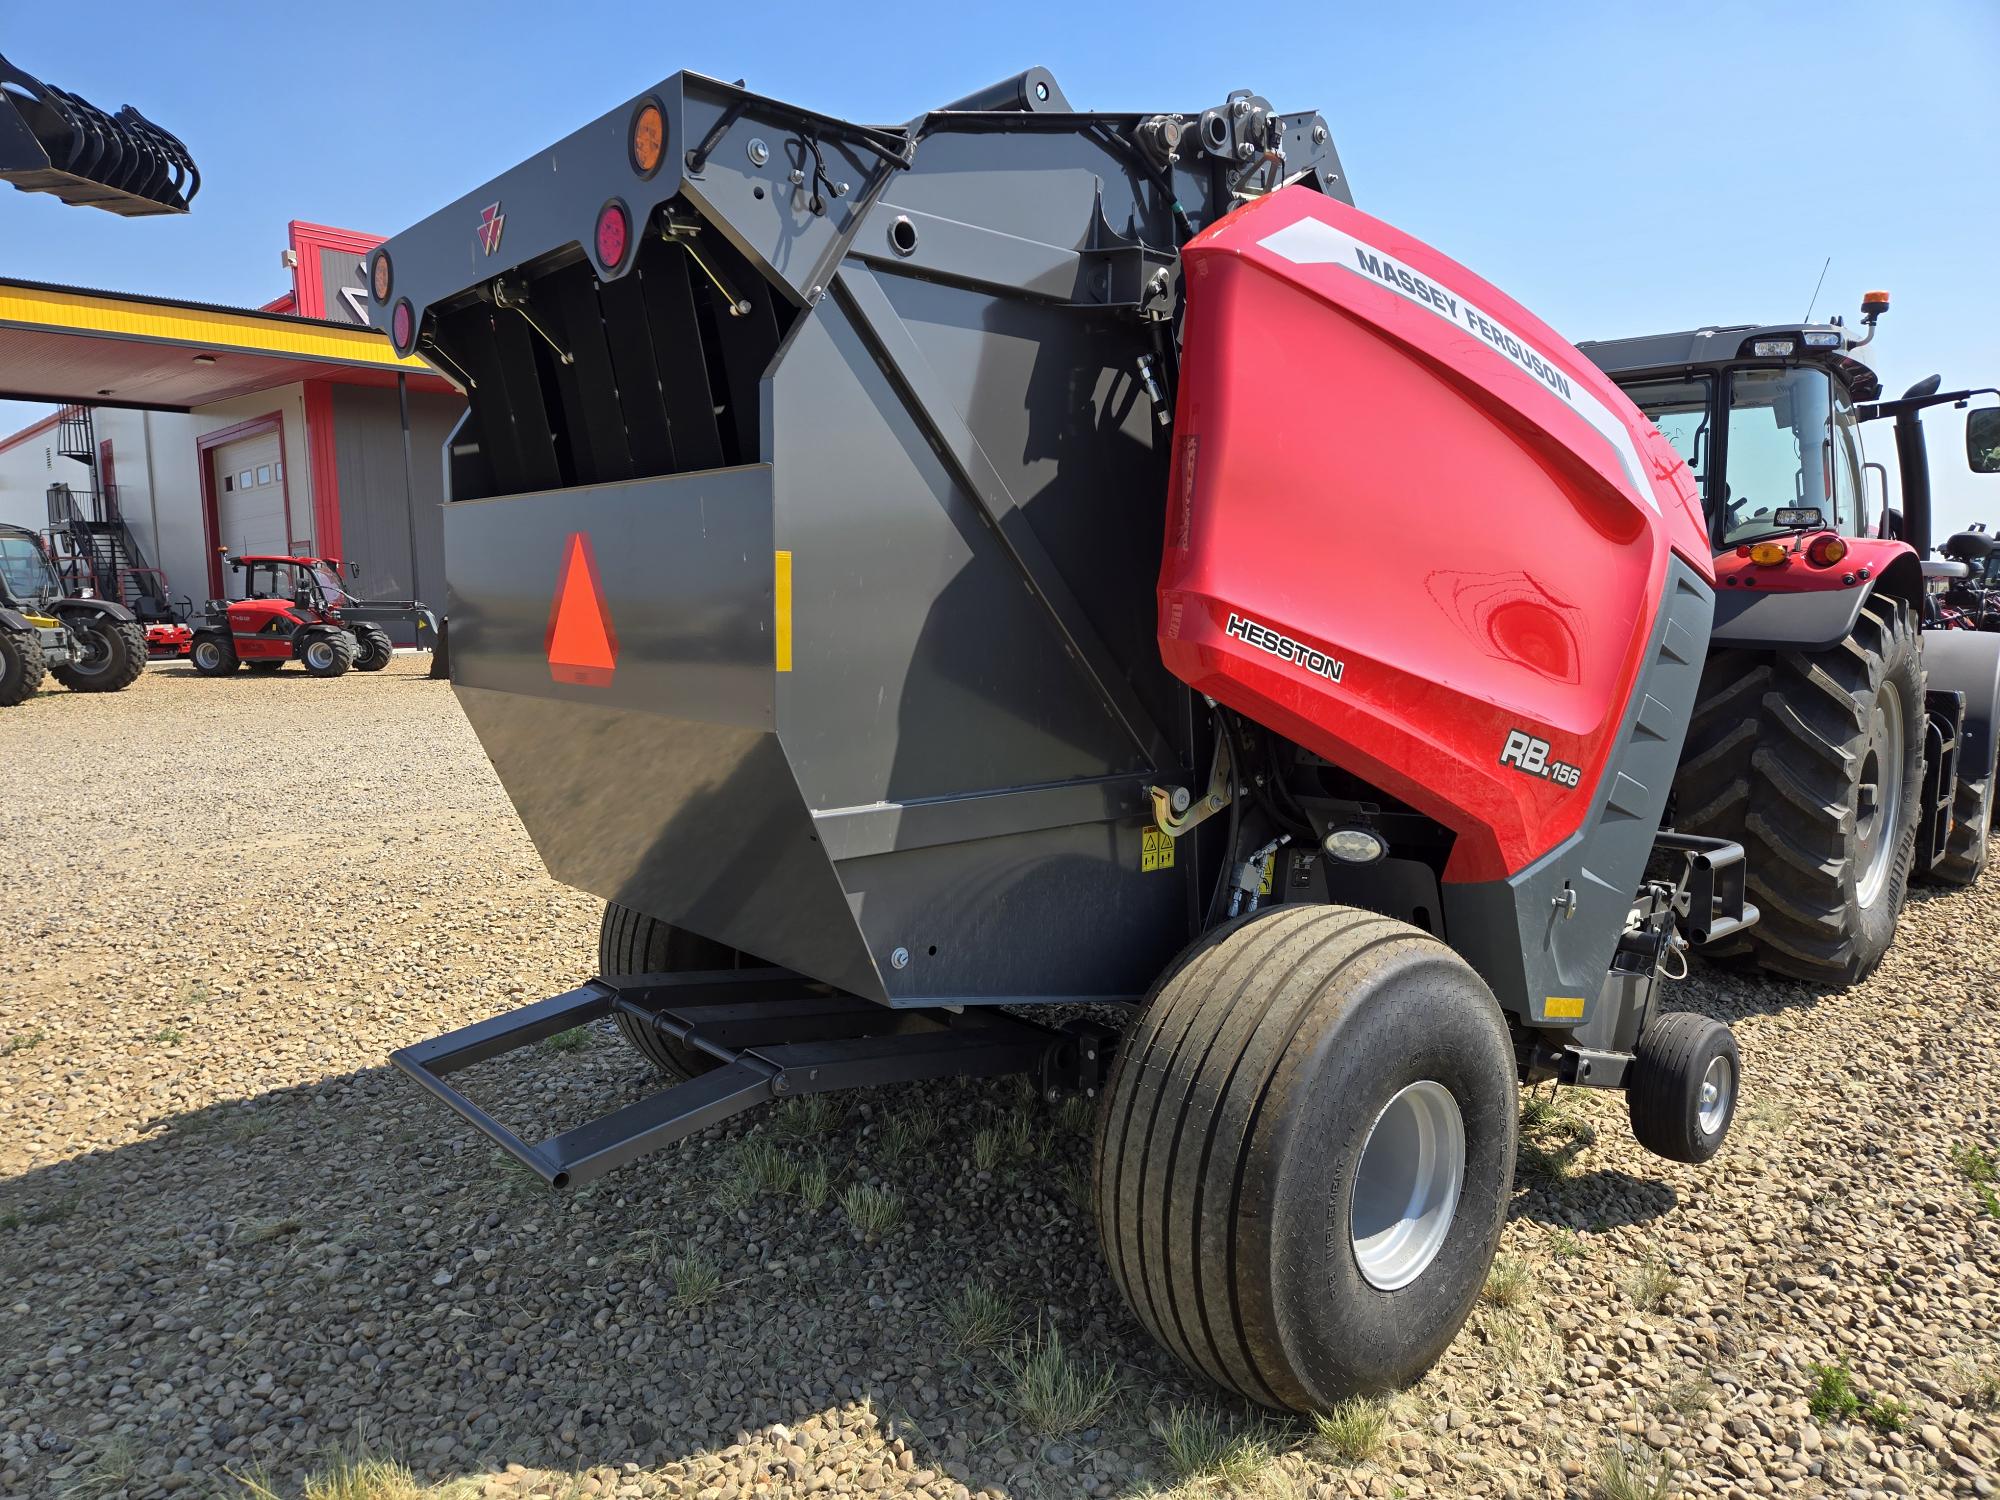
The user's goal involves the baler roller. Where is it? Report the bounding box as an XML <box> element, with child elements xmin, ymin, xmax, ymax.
<box><xmin>0</xmin><ymin>52</ymin><xmax>200</xmax><ymax>215</ymax></box>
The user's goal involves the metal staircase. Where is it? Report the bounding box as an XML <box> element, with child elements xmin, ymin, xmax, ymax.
<box><xmin>43</xmin><ymin>406</ymin><xmax>176</xmax><ymax>621</ymax></box>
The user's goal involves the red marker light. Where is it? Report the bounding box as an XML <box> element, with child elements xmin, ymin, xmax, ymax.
<box><xmin>1806</xmin><ymin>535</ymin><xmax>1849</xmax><ymax>568</ymax></box>
<box><xmin>595</xmin><ymin>200</ymin><xmax>630</xmax><ymax>271</ymax></box>
<box><xmin>391</xmin><ymin>298</ymin><xmax>414</xmax><ymax>353</ymax></box>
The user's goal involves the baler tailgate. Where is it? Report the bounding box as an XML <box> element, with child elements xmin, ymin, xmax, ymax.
<box><xmin>392</xmin><ymin>970</ymin><xmax>1084</xmax><ymax>1189</ymax></box>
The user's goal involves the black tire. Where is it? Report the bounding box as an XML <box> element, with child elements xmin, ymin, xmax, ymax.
<box><xmin>51</xmin><ymin>616</ymin><xmax>147</xmax><ymax>693</ymax></box>
<box><xmin>248</xmin><ymin>661</ymin><xmax>285</xmax><ymax>673</ymax></box>
<box><xmin>352</xmin><ymin>625</ymin><xmax>394</xmax><ymax>672</ymax></box>
<box><xmin>0</xmin><ymin>627</ymin><xmax>47</xmax><ymax>707</ymax></box>
<box><xmin>1627</xmin><ymin>1012</ymin><xmax>1739</xmax><ymax>1165</ymax></box>
<box><xmin>1929</xmin><ymin>772</ymin><xmax>1992</xmax><ymax>887</ymax></box>
<box><xmin>1671</xmin><ymin>594</ymin><xmax>1925</xmax><ymax>985</ymax></box>
<box><xmin>189</xmin><ymin>633</ymin><xmax>239</xmax><ymax>676</ymax></box>
<box><xmin>599</xmin><ymin>901</ymin><xmax>746</xmax><ymax>1078</ymax></box>
<box><xmin>1094</xmin><ymin>905</ymin><xmax>1517</xmax><ymax>1411</ymax></box>
<box><xmin>299</xmin><ymin>631</ymin><xmax>357</xmax><ymax>678</ymax></box>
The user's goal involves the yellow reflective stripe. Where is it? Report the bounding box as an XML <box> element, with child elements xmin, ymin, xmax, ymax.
<box><xmin>0</xmin><ymin>284</ymin><xmax>428</xmax><ymax>370</ymax></box>
<box><xmin>773</xmin><ymin>550</ymin><xmax>793</xmax><ymax>673</ymax></box>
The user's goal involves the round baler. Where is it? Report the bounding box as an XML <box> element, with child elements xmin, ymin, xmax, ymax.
<box><xmin>376</xmin><ymin>69</ymin><xmax>1753</xmax><ymax>1409</ymax></box>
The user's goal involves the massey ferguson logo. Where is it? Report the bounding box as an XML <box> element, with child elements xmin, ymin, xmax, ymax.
<box><xmin>476</xmin><ymin>202</ymin><xmax>505</xmax><ymax>256</ymax></box>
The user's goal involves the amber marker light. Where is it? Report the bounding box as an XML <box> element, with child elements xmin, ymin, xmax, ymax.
<box><xmin>630</xmin><ymin>98</ymin><xmax>666</xmax><ymax>178</ymax></box>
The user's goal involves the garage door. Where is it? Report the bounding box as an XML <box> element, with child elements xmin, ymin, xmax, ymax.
<box><xmin>212</xmin><ymin>431</ymin><xmax>286</xmax><ymax>594</ymax></box>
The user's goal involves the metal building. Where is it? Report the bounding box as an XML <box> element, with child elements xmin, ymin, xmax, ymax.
<box><xmin>0</xmin><ymin>222</ymin><xmax>462</xmax><ymax>638</ymax></box>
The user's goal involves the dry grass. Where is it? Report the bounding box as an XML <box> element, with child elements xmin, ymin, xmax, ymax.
<box><xmin>940</xmin><ymin>1281</ymin><xmax>1017</xmax><ymax>1352</ymax></box>
<box><xmin>1482</xmin><ymin>1256</ymin><xmax>1531</xmax><ymax>1309</ymax></box>
<box><xmin>1312</xmin><ymin>1395</ymin><xmax>1389</xmax><ymax>1463</ymax></box>
<box><xmin>234</xmin><ymin>1452</ymin><xmax>483</xmax><ymax>1499</ymax></box>
<box><xmin>998</xmin><ymin>1325</ymin><xmax>1120</xmax><ymax>1435</ymax></box>
<box><xmin>1593</xmin><ymin>1442</ymin><xmax>1677</xmax><ymax>1500</ymax></box>
<box><xmin>839</xmin><ymin>1182</ymin><xmax>903</xmax><ymax>1242</ymax></box>
<box><xmin>1623</xmin><ymin>1255</ymin><xmax>1680</xmax><ymax>1312</ymax></box>
<box><xmin>1155</xmin><ymin>1404</ymin><xmax>1275</xmax><ymax>1487</ymax></box>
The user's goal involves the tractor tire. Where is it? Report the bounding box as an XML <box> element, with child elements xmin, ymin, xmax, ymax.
<box><xmin>300</xmin><ymin>631</ymin><xmax>357</xmax><ymax>678</ymax></box>
<box><xmin>51</xmin><ymin>616</ymin><xmax>147</xmax><ymax>693</ymax></box>
<box><xmin>599</xmin><ymin>901</ymin><xmax>747</xmax><ymax>1079</ymax></box>
<box><xmin>0</xmin><ymin>627</ymin><xmax>47</xmax><ymax>706</ymax></box>
<box><xmin>1627</xmin><ymin>1012</ymin><xmax>1740</xmax><ymax>1164</ymax></box>
<box><xmin>189</xmin><ymin>633</ymin><xmax>240</xmax><ymax>676</ymax></box>
<box><xmin>1929</xmin><ymin>771</ymin><xmax>1993</xmax><ymax>888</ymax></box>
<box><xmin>1094</xmin><ymin>905</ymin><xmax>1517</xmax><ymax>1411</ymax></box>
<box><xmin>1671</xmin><ymin>594</ymin><xmax>1925</xmax><ymax>986</ymax></box>
<box><xmin>352</xmin><ymin>625</ymin><xmax>394</xmax><ymax>672</ymax></box>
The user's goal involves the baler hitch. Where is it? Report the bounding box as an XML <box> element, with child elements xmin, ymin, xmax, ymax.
<box><xmin>391</xmin><ymin>971</ymin><xmax>1105</xmax><ymax>1191</ymax></box>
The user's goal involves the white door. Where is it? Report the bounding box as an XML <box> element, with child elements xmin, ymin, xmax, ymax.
<box><xmin>213</xmin><ymin>433</ymin><xmax>286</xmax><ymax>596</ymax></box>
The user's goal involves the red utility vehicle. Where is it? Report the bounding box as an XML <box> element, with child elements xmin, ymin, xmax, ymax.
<box><xmin>187</xmin><ymin>554</ymin><xmax>435</xmax><ymax>678</ymax></box>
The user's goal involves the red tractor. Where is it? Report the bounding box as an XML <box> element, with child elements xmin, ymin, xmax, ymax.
<box><xmin>187</xmin><ymin>553</ymin><xmax>437</xmax><ymax>678</ymax></box>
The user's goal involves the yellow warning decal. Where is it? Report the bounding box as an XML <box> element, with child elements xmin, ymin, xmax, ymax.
<box><xmin>1543</xmin><ymin>995</ymin><xmax>1586</xmax><ymax>1021</ymax></box>
<box><xmin>1258</xmin><ymin>853</ymin><xmax>1275</xmax><ymax>896</ymax></box>
<box><xmin>774</xmin><ymin>550</ymin><xmax>793</xmax><ymax>672</ymax></box>
<box><xmin>1141</xmin><ymin>827</ymin><xmax>1175</xmax><ymax>872</ymax></box>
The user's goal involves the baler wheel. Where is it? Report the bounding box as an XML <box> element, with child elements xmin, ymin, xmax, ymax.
<box><xmin>1093</xmin><ymin>904</ymin><xmax>1516</xmax><ymax>1412</ymax></box>
<box><xmin>1670</xmin><ymin>595</ymin><xmax>1924</xmax><ymax>985</ymax></box>
<box><xmin>188</xmin><ymin>633</ymin><xmax>239</xmax><ymax>676</ymax></box>
<box><xmin>51</xmin><ymin>617</ymin><xmax>147</xmax><ymax>692</ymax></box>
<box><xmin>1929</xmin><ymin>772</ymin><xmax>1992</xmax><ymax>887</ymax></box>
<box><xmin>599</xmin><ymin>901</ymin><xmax>747</xmax><ymax>1079</ymax></box>
<box><xmin>0</xmin><ymin>626</ymin><xmax>47</xmax><ymax>706</ymax></box>
<box><xmin>1626</xmin><ymin>1012</ymin><xmax>1739</xmax><ymax>1164</ymax></box>
<box><xmin>352</xmin><ymin>625</ymin><xmax>394</xmax><ymax>672</ymax></box>
<box><xmin>300</xmin><ymin>631</ymin><xmax>357</xmax><ymax>678</ymax></box>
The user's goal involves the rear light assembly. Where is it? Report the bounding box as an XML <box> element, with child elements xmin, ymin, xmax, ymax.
<box><xmin>1806</xmin><ymin>535</ymin><xmax>1849</xmax><ymax>568</ymax></box>
<box><xmin>371</xmin><ymin>250</ymin><xmax>392</xmax><ymax>304</ymax></box>
<box><xmin>391</xmin><ymin>298</ymin><xmax>414</xmax><ymax>355</ymax></box>
<box><xmin>629</xmin><ymin>97</ymin><xmax>666</xmax><ymax>179</ymax></box>
<box><xmin>1744</xmin><ymin>541</ymin><xmax>1790</xmax><ymax>567</ymax></box>
<box><xmin>595</xmin><ymin>199</ymin><xmax>631</xmax><ymax>272</ymax></box>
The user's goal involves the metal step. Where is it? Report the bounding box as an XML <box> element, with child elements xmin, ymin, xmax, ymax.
<box><xmin>391</xmin><ymin>968</ymin><xmax>1104</xmax><ymax>1190</ymax></box>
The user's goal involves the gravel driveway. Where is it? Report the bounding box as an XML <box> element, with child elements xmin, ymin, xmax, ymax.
<box><xmin>1</xmin><ymin>660</ymin><xmax>1995</xmax><ymax>1499</ymax></box>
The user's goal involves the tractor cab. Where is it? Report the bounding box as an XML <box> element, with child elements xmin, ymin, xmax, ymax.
<box><xmin>1580</xmin><ymin>311</ymin><xmax>1882</xmax><ymax>554</ymax></box>
<box><xmin>0</xmin><ymin>524</ymin><xmax>64</xmax><ymax>613</ymax></box>
<box><xmin>235</xmin><ymin>555</ymin><xmax>348</xmax><ymax>612</ymax></box>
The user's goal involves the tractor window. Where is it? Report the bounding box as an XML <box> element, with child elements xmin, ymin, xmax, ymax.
<box><xmin>0</xmin><ymin>535</ymin><xmax>55</xmax><ymax>600</ymax></box>
<box><xmin>311</xmin><ymin>566</ymin><xmax>347</xmax><ymax>605</ymax></box>
<box><xmin>1624</xmin><ymin>377</ymin><xmax>1712</xmax><ymax>502</ymax></box>
<box><xmin>1722</xmin><ymin>367</ymin><xmax>1835</xmax><ymax>543</ymax></box>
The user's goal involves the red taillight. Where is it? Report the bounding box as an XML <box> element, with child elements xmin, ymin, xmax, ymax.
<box><xmin>595</xmin><ymin>199</ymin><xmax>630</xmax><ymax>271</ymax></box>
<box><xmin>1806</xmin><ymin>535</ymin><xmax>1850</xmax><ymax>568</ymax></box>
<box><xmin>391</xmin><ymin>298</ymin><xmax>414</xmax><ymax>353</ymax></box>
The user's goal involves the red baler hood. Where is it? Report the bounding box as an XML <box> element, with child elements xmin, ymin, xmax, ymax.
<box><xmin>1160</xmin><ymin>188</ymin><xmax>1709</xmax><ymax>884</ymax></box>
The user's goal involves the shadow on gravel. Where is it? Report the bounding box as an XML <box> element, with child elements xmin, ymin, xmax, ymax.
<box><xmin>0</xmin><ymin>1034</ymin><xmax>1213</xmax><ymax>1499</ymax></box>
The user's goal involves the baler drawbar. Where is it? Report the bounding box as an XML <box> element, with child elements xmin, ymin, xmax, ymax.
<box><xmin>376</xmin><ymin>66</ymin><xmax>1753</xmax><ymax>1410</ymax></box>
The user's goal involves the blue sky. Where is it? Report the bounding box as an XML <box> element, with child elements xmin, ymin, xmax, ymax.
<box><xmin>3</xmin><ymin>1</ymin><xmax>1996</xmax><ymax>529</ymax></box>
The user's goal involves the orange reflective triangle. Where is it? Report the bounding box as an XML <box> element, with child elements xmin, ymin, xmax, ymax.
<box><xmin>545</xmin><ymin>531</ymin><xmax>618</xmax><ymax>687</ymax></box>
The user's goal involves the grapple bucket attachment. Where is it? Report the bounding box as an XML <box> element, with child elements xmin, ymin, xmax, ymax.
<box><xmin>0</xmin><ymin>52</ymin><xmax>199</xmax><ymax>215</ymax></box>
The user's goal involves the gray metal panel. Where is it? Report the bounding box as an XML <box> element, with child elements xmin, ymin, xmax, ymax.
<box><xmin>1446</xmin><ymin>555</ymin><xmax>1715</xmax><ymax>1024</ymax></box>
<box><xmin>328</xmin><ymin>384</ymin><xmax>459</xmax><ymax>640</ymax></box>
<box><xmin>1921</xmin><ymin>629</ymin><xmax>2000</xmax><ymax>783</ymax></box>
<box><xmin>1707</xmin><ymin>581</ymin><xmax>1871</xmax><ymax>652</ymax></box>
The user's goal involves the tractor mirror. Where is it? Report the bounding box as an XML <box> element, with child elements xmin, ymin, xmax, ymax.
<box><xmin>1968</xmin><ymin>407</ymin><xmax>2000</xmax><ymax>474</ymax></box>
<box><xmin>349</xmin><ymin>561</ymin><xmax>361</xmax><ymax>577</ymax></box>
<box><xmin>1879</xmin><ymin>506</ymin><xmax>1903</xmax><ymax>540</ymax></box>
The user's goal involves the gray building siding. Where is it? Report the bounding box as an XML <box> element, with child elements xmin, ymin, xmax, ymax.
<box><xmin>329</xmin><ymin>384</ymin><xmax>460</xmax><ymax>642</ymax></box>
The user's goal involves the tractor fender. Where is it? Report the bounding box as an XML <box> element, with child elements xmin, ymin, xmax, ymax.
<box><xmin>293</xmin><ymin>621</ymin><xmax>352</xmax><ymax>651</ymax></box>
<box><xmin>1921</xmin><ymin>629</ymin><xmax>2000</xmax><ymax>782</ymax></box>
<box><xmin>53</xmin><ymin>597</ymin><xmax>139</xmax><ymax>626</ymax></box>
<box><xmin>0</xmin><ymin>606</ymin><xmax>32</xmax><ymax>634</ymax></box>
<box><xmin>1711</xmin><ymin>551</ymin><xmax>1924</xmax><ymax>651</ymax></box>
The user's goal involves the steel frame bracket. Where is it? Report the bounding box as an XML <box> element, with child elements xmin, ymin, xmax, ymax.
<box><xmin>1150</xmin><ymin>732</ymin><xmax>1232</xmax><ymax>838</ymax></box>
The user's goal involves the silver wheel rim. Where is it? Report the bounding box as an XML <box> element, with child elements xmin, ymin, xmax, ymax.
<box><xmin>1697</xmin><ymin>1054</ymin><xmax>1733</xmax><ymax>1135</ymax></box>
<box><xmin>195</xmin><ymin>642</ymin><xmax>221</xmax><ymax>670</ymax></box>
<box><xmin>1856</xmin><ymin>683</ymin><xmax>1906</xmax><ymax>910</ymax></box>
<box><xmin>1350</xmin><ymin>1080</ymin><xmax>1466</xmax><ymax>1292</ymax></box>
<box><xmin>306</xmin><ymin>642</ymin><xmax>334</xmax><ymax>670</ymax></box>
